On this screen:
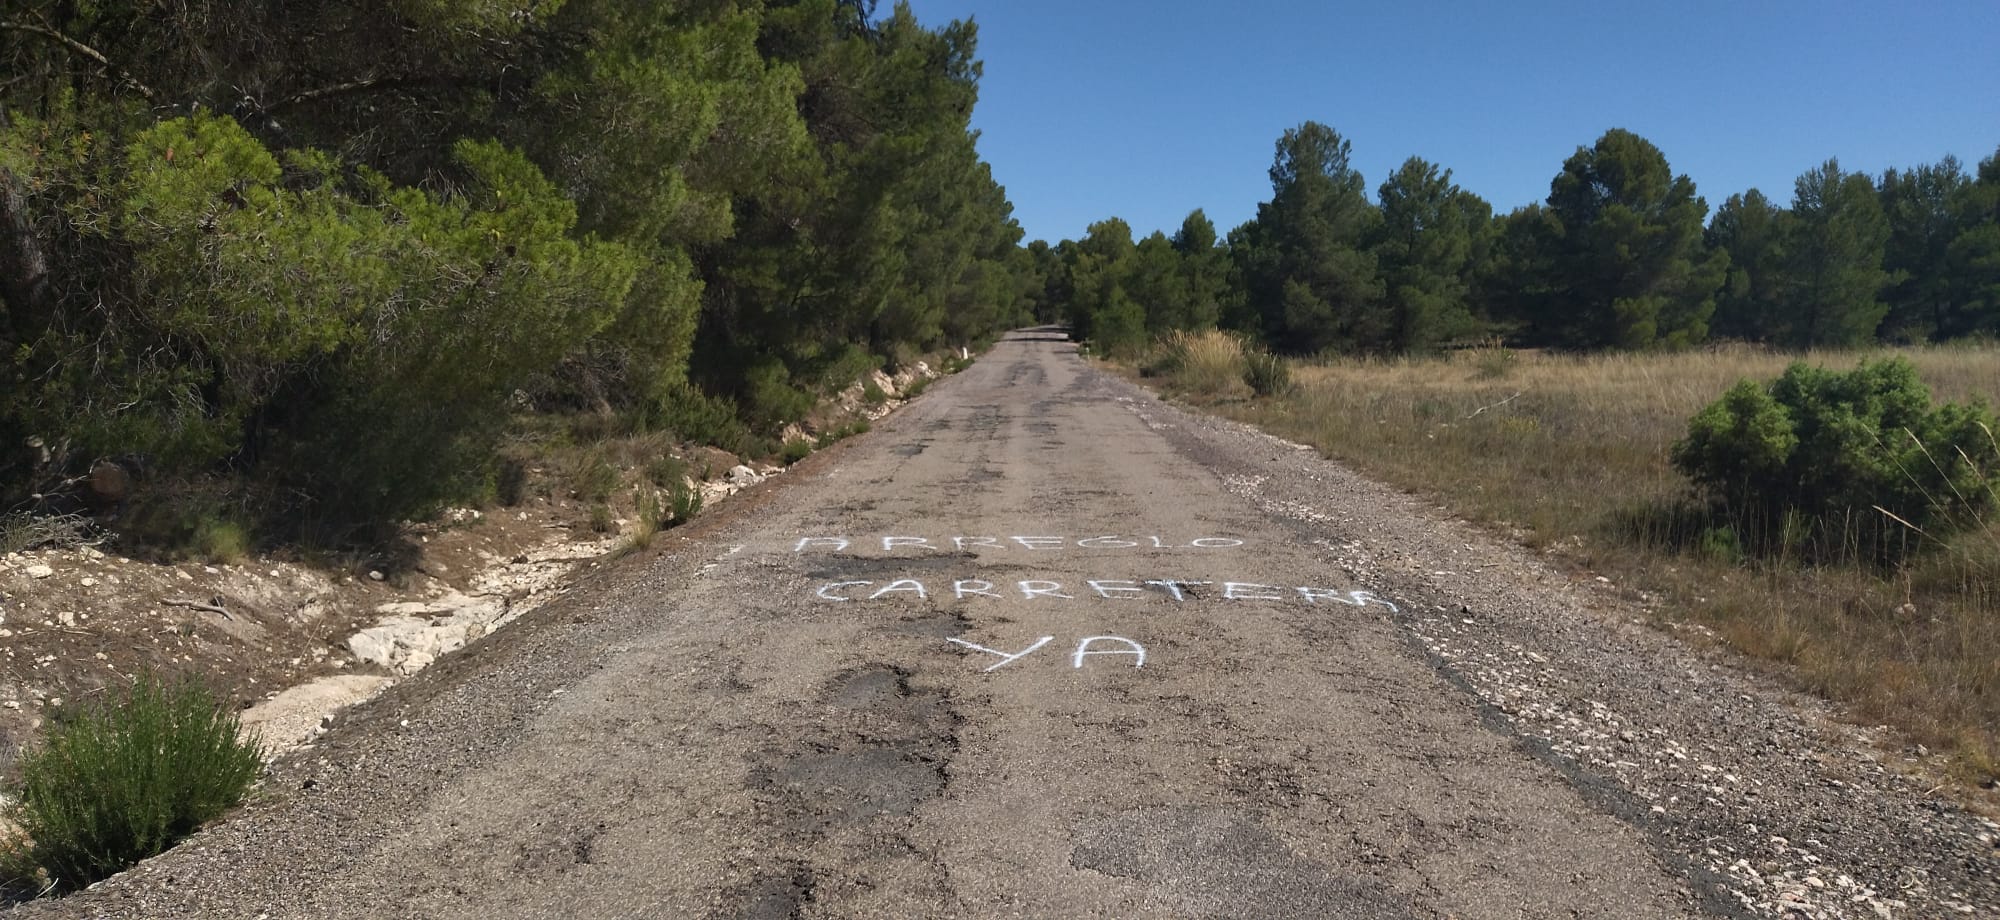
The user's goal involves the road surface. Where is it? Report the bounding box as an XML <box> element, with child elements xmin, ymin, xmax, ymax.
<box><xmin>18</xmin><ymin>328</ymin><xmax>1997</xmax><ymax>919</ymax></box>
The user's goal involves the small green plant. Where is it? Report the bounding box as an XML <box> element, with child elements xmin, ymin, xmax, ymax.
<box><xmin>861</xmin><ymin>380</ymin><xmax>888</xmax><ymax>406</ymax></box>
<box><xmin>902</xmin><ymin>376</ymin><xmax>931</xmax><ymax>399</ymax></box>
<box><xmin>1</xmin><ymin>674</ymin><xmax>264</xmax><ymax>899</ymax></box>
<box><xmin>192</xmin><ymin>516</ymin><xmax>250</xmax><ymax>565</ymax></box>
<box><xmin>1672</xmin><ymin>357</ymin><xmax>2000</xmax><ymax>561</ymax></box>
<box><xmin>1471</xmin><ymin>344</ymin><xmax>1518</xmax><ymax>380</ymax></box>
<box><xmin>587</xmin><ymin>503</ymin><xmax>614</xmax><ymax>533</ymax></box>
<box><xmin>779</xmin><ymin>438</ymin><xmax>814</xmax><ymax>466</ymax></box>
<box><xmin>571</xmin><ymin>451</ymin><xmax>620</xmax><ymax>503</ymax></box>
<box><xmin>1242</xmin><ymin>349</ymin><xmax>1293</xmax><ymax>397</ymax></box>
<box><xmin>644</xmin><ymin>454</ymin><xmax>690</xmax><ymax>490</ymax></box>
<box><xmin>626</xmin><ymin>488</ymin><xmax>663</xmax><ymax>551</ymax></box>
<box><xmin>669</xmin><ymin>478</ymin><xmax>703</xmax><ymax>524</ymax></box>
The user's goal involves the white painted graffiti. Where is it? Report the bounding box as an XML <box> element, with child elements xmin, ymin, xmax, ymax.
<box><xmin>946</xmin><ymin>635</ymin><xmax>1146</xmax><ymax>671</ymax></box>
<box><xmin>792</xmin><ymin>535</ymin><xmax>1246</xmax><ymax>553</ymax></box>
<box><xmin>812</xmin><ymin>578</ymin><xmax>1397</xmax><ymax>611</ymax></box>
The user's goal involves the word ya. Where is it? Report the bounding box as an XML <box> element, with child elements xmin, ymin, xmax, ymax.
<box><xmin>792</xmin><ymin>535</ymin><xmax>1246</xmax><ymax>553</ymax></box>
<box><xmin>814</xmin><ymin>578</ymin><xmax>1397</xmax><ymax>611</ymax></box>
<box><xmin>948</xmin><ymin>635</ymin><xmax>1146</xmax><ymax>671</ymax></box>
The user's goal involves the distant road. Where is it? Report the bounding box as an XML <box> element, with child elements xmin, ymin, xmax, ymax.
<box><xmin>19</xmin><ymin>328</ymin><xmax>1995</xmax><ymax>919</ymax></box>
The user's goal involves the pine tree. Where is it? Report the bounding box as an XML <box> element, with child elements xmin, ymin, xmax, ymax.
<box><xmin>1782</xmin><ymin>159</ymin><xmax>1891</xmax><ymax>346</ymax></box>
<box><xmin>1372</xmin><ymin>157</ymin><xmax>1489</xmax><ymax>351</ymax></box>
<box><xmin>1542</xmin><ymin>129</ymin><xmax>1724</xmax><ymax>348</ymax></box>
<box><xmin>1245</xmin><ymin>122</ymin><xmax>1383</xmax><ymax>353</ymax></box>
<box><xmin>1707</xmin><ymin>189</ymin><xmax>1792</xmax><ymax>342</ymax></box>
<box><xmin>1941</xmin><ymin>147</ymin><xmax>2000</xmax><ymax>339</ymax></box>
<box><xmin>1171</xmin><ymin>210</ymin><xmax>1228</xmax><ymax>330</ymax></box>
<box><xmin>1878</xmin><ymin>158</ymin><xmax>1971</xmax><ymax>340</ymax></box>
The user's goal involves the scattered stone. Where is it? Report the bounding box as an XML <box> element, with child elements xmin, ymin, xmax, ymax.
<box><xmin>366</xmin><ymin>570</ymin><xmax>386</xmax><ymax>582</ymax></box>
<box><xmin>24</xmin><ymin>564</ymin><xmax>52</xmax><ymax>579</ymax></box>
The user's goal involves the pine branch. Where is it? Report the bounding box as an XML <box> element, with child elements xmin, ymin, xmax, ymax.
<box><xmin>0</xmin><ymin>18</ymin><xmax>157</xmax><ymax>102</ymax></box>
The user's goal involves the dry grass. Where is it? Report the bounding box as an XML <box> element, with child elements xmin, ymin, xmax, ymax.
<box><xmin>1197</xmin><ymin>342</ymin><xmax>2000</xmax><ymax>783</ymax></box>
<box><xmin>1145</xmin><ymin>330</ymin><xmax>1250</xmax><ymax>399</ymax></box>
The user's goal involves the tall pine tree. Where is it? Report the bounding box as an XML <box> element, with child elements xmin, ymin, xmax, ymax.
<box><xmin>1541</xmin><ymin>129</ymin><xmax>1724</xmax><ymax>348</ymax></box>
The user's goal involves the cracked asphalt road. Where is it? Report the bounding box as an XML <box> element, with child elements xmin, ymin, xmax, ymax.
<box><xmin>14</xmin><ymin>328</ymin><xmax>1997</xmax><ymax>919</ymax></box>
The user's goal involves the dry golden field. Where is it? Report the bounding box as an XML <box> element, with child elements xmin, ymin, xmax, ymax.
<box><xmin>1144</xmin><ymin>335</ymin><xmax>2000</xmax><ymax>784</ymax></box>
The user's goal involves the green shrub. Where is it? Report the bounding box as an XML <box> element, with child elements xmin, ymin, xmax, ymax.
<box><xmin>1</xmin><ymin>675</ymin><xmax>263</xmax><ymax>899</ymax></box>
<box><xmin>649</xmin><ymin>382</ymin><xmax>754</xmax><ymax>455</ymax></box>
<box><xmin>741</xmin><ymin>359</ymin><xmax>814</xmax><ymax>430</ymax></box>
<box><xmin>587</xmin><ymin>503</ymin><xmax>614</xmax><ymax>533</ymax></box>
<box><xmin>191</xmin><ymin>517</ymin><xmax>250</xmax><ymax>565</ymax></box>
<box><xmin>645</xmin><ymin>455</ymin><xmax>690</xmax><ymax>490</ymax></box>
<box><xmin>669</xmin><ymin>478</ymin><xmax>704</xmax><ymax>525</ymax></box>
<box><xmin>902</xmin><ymin>376</ymin><xmax>932</xmax><ymax>399</ymax></box>
<box><xmin>1242</xmin><ymin>350</ymin><xmax>1293</xmax><ymax>397</ymax></box>
<box><xmin>780</xmin><ymin>438</ymin><xmax>814</xmax><ymax>466</ymax></box>
<box><xmin>572</xmin><ymin>455</ymin><xmax>619</xmax><ymax>504</ymax></box>
<box><xmin>861</xmin><ymin>380</ymin><xmax>889</xmax><ymax>406</ymax></box>
<box><xmin>1671</xmin><ymin>358</ymin><xmax>2000</xmax><ymax>560</ymax></box>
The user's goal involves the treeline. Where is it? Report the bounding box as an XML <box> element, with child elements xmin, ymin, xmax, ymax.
<box><xmin>1041</xmin><ymin>122</ymin><xmax>2000</xmax><ymax>357</ymax></box>
<box><xmin>0</xmin><ymin>0</ymin><xmax>1031</xmax><ymax>533</ymax></box>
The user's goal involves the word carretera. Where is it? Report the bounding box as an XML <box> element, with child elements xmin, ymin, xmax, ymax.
<box><xmin>811</xmin><ymin>577</ymin><xmax>1396</xmax><ymax>611</ymax></box>
<box><xmin>791</xmin><ymin>535</ymin><xmax>1247</xmax><ymax>553</ymax></box>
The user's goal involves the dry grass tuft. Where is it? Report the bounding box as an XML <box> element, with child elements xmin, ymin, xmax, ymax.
<box><xmin>1148</xmin><ymin>330</ymin><xmax>1250</xmax><ymax>399</ymax></box>
<box><xmin>1185</xmin><ymin>343</ymin><xmax>2000</xmax><ymax>784</ymax></box>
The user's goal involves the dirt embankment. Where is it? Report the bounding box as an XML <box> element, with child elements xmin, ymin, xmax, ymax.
<box><xmin>0</xmin><ymin>362</ymin><xmax>942</xmax><ymax>780</ymax></box>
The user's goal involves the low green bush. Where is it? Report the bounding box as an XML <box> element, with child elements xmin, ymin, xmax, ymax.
<box><xmin>1671</xmin><ymin>357</ymin><xmax>2000</xmax><ymax>560</ymax></box>
<box><xmin>571</xmin><ymin>452</ymin><xmax>620</xmax><ymax>504</ymax></box>
<box><xmin>644</xmin><ymin>455</ymin><xmax>690</xmax><ymax>490</ymax></box>
<box><xmin>1</xmin><ymin>675</ymin><xmax>263</xmax><ymax>899</ymax></box>
<box><xmin>779</xmin><ymin>438</ymin><xmax>814</xmax><ymax>466</ymax></box>
<box><xmin>648</xmin><ymin>382</ymin><xmax>757</xmax><ymax>458</ymax></box>
<box><xmin>192</xmin><ymin>516</ymin><xmax>251</xmax><ymax>565</ymax></box>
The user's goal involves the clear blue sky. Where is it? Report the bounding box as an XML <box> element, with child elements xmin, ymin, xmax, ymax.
<box><xmin>900</xmin><ymin>0</ymin><xmax>2000</xmax><ymax>245</ymax></box>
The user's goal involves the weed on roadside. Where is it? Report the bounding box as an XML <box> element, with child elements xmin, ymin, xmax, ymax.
<box><xmin>1</xmin><ymin>674</ymin><xmax>263</xmax><ymax>900</ymax></box>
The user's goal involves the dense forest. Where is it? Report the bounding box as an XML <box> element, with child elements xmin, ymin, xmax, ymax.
<box><xmin>6</xmin><ymin>2</ymin><xmax>1997</xmax><ymax>542</ymax></box>
<box><xmin>0</xmin><ymin>0</ymin><xmax>1032</xmax><ymax>535</ymax></box>
<box><xmin>1043</xmin><ymin>122</ymin><xmax>2000</xmax><ymax>359</ymax></box>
